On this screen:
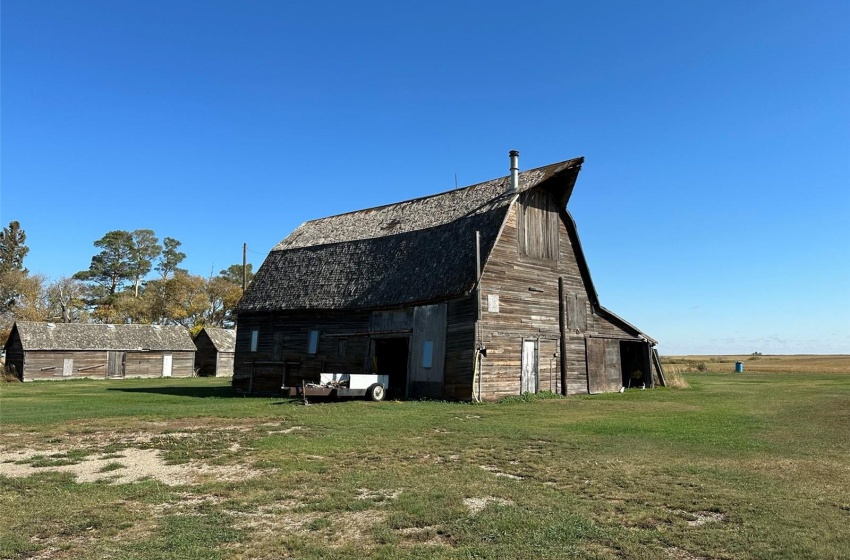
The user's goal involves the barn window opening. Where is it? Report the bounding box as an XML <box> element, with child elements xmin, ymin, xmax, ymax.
<box><xmin>250</xmin><ymin>329</ymin><xmax>259</xmax><ymax>352</ymax></box>
<box><xmin>307</xmin><ymin>330</ymin><xmax>320</xmax><ymax>354</ymax></box>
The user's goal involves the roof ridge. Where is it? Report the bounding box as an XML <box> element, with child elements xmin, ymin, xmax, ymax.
<box><xmin>294</xmin><ymin>157</ymin><xmax>583</xmax><ymax>225</ymax></box>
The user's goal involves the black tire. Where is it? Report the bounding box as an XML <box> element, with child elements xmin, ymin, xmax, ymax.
<box><xmin>366</xmin><ymin>383</ymin><xmax>385</xmax><ymax>402</ymax></box>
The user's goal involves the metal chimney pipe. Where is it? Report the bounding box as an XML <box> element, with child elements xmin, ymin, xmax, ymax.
<box><xmin>509</xmin><ymin>150</ymin><xmax>519</xmax><ymax>193</ymax></box>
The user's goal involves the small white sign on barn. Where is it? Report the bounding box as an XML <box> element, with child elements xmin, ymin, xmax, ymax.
<box><xmin>487</xmin><ymin>294</ymin><xmax>500</xmax><ymax>313</ymax></box>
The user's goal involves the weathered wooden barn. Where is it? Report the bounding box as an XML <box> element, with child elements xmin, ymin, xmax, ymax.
<box><xmin>233</xmin><ymin>153</ymin><xmax>662</xmax><ymax>400</ymax></box>
<box><xmin>193</xmin><ymin>327</ymin><xmax>236</xmax><ymax>377</ymax></box>
<box><xmin>4</xmin><ymin>322</ymin><xmax>196</xmax><ymax>381</ymax></box>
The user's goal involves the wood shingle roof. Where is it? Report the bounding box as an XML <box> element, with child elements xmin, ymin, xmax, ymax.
<box><xmin>238</xmin><ymin>158</ymin><xmax>583</xmax><ymax>312</ymax></box>
<box><xmin>198</xmin><ymin>328</ymin><xmax>236</xmax><ymax>352</ymax></box>
<box><xmin>10</xmin><ymin>322</ymin><xmax>196</xmax><ymax>351</ymax></box>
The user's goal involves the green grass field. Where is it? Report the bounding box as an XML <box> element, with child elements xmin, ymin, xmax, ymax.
<box><xmin>1</xmin><ymin>371</ymin><xmax>848</xmax><ymax>559</ymax></box>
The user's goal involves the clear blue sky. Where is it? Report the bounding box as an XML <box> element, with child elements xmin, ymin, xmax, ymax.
<box><xmin>2</xmin><ymin>1</ymin><xmax>848</xmax><ymax>354</ymax></box>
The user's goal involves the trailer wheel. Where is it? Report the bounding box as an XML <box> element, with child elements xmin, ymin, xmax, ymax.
<box><xmin>367</xmin><ymin>383</ymin><xmax>385</xmax><ymax>402</ymax></box>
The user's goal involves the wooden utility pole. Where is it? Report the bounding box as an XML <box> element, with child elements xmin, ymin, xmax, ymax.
<box><xmin>558</xmin><ymin>276</ymin><xmax>568</xmax><ymax>396</ymax></box>
<box><xmin>242</xmin><ymin>243</ymin><xmax>247</xmax><ymax>293</ymax></box>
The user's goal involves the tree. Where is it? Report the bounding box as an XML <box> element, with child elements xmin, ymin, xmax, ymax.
<box><xmin>204</xmin><ymin>275</ymin><xmax>244</xmax><ymax>327</ymax></box>
<box><xmin>142</xmin><ymin>271</ymin><xmax>208</xmax><ymax>327</ymax></box>
<box><xmin>74</xmin><ymin>230</ymin><xmax>134</xmax><ymax>295</ymax></box>
<box><xmin>155</xmin><ymin>237</ymin><xmax>187</xmax><ymax>279</ymax></box>
<box><xmin>46</xmin><ymin>277</ymin><xmax>87</xmax><ymax>323</ymax></box>
<box><xmin>0</xmin><ymin>270</ymin><xmax>45</xmax><ymax>316</ymax></box>
<box><xmin>219</xmin><ymin>263</ymin><xmax>254</xmax><ymax>288</ymax></box>
<box><xmin>0</xmin><ymin>271</ymin><xmax>48</xmax><ymax>343</ymax></box>
<box><xmin>128</xmin><ymin>229</ymin><xmax>161</xmax><ymax>297</ymax></box>
<box><xmin>0</xmin><ymin>221</ymin><xmax>29</xmax><ymax>274</ymax></box>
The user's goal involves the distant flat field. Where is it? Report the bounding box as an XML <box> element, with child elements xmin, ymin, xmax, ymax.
<box><xmin>662</xmin><ymin>354</ymin><xmax>850</xmax><ymax>374</ymax></box>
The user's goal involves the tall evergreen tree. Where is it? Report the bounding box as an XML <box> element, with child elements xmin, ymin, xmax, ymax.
<box><xmin>0</xmin><ymin>221</ymin><xmax>29</xmax><ymax>273</ymax></box>
<box><xmin>74</xmin><ymin>230</ymin><xmax>135</xmax><ymax>296</ymax></box>
<box><xmin>155</xmin><ymin>237</ymin><xmax>187</xmax><ymax>279</ymax></box>
<box><xmin>128</xmin><ymin>229</ymin><xmax>161</xmax><ymax>297</ymax></box>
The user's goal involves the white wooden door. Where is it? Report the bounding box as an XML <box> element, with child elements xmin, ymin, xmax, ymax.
<box><xmin>520</xmin><ymin>339</ymin><xmax>538</xmax><ymax>394</ymax></box>
<box><xmin>62</xmin><ymin>358</ymin><xmax>73</xmax><ymax>377</ymax></box>
<box><xmin>162</xmin><ymin>354</ymin><xmax>173</xmax><ymax>377</ymax></box>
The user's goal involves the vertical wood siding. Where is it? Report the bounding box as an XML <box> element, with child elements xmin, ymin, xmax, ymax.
<box><xmin>477</xmin><ymin>189</ymin><xmax>639</xmax><ymax>400</ymax></box>
<box><xmin>407</xmin><ymin>303</ymin><xmax>447</xmax><ymax>398</ymax></box>
<box><xmin>18</xmin><ymin>349</ymin><xmax>194</xmax><ymax>381</ymax></box>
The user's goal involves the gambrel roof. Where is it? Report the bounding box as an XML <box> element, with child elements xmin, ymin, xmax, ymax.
<box><xmin>9</xmin><ymin>322</ymin><xmax>196</xmax><ymax>351</ymax></box>
<box><xmin>196</xmin><ymin>328</ymin><xmax>236</xmax><ymax>352</ymax></box>
<box><xmin>238</xmin><ymin>158</ymin><xmax>584</xmax><ymax>313</ymax></box>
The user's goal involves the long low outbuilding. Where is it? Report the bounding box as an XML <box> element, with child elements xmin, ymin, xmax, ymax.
<box><xmin>3</xmin><ymin>321</ymin><xmax>196</xmax><ymax>381</ymax></box>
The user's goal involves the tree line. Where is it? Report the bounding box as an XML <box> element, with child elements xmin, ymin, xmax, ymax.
<box><xmin>0</xmin><ymin>221</ymin><xmax>253</xmax><ymax>343</ymax></box>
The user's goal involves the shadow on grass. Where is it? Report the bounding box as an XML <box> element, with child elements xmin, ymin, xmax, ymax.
<box><xmin>107</xmin><ymin>385</ymin><xmax>247</xmax><ymax>399</ymax></box>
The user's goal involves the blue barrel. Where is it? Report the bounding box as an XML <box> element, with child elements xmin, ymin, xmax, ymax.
<box><xmin>735</xmin><ymin>361</ymin><xmax>744</xmax><ymax>373</ymax></box>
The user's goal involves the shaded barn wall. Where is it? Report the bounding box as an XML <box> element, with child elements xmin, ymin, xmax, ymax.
<box><xmin>16</xmin><ymin>349</ymin><xmax>194</xmax><ymax>381</ymax></box>
<box><xmin>444</xmin><ymin>295</ymin><xmax>477</xmax><ymax>400</ymax></box>
<box><xmin>234</xmin><ymin>298</ymin><xmax>477</xmax><ymax>398</ymax></box>
<box><xmin>194</xmin><ymin>332</ymin><xmax>218</xmax><ymax>376</ymax></box>
<box><xmin>233</xmin><ymin>310</ymin><xmax>374</xmax><ymax>394</ymax></box>
<box><xmin>4</xmin><ymin>331</ymin><xmax>24</xmax><ymax>379</ymax></box>
<box><xmin>476</xmin><ymin>191</ymin><xmax>638</xmax><ymax>400</ymax></box>
<box><xmin>194</xmin><ymin>333</ymin><xmax>233</xmax><ymax>376</ymax></box>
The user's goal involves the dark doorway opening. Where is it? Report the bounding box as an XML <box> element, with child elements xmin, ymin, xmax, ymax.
<box><xmin>620</xmin><ymin>341</ymin><xmax>651</xmax><ymax>388</ymax></box>
<box><xmin>373</xmin><ymin>337</ymin><xmax>409</xmax><ymax>399</ymax></box>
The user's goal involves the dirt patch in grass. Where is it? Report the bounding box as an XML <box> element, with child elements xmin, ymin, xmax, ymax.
<box><xmin>397</xmin><ymin>525</ymin><xmax>453</xmax><ymax>547</ymax></box>
<box><xmin>479</xmin><ymin>465</ymin><xmax>525</xmax><ymax>480</ymax></box>
<box><xmin>0</xmin><ymin>419</ymin><xmax>300</xmax><ymax>488</ymax></box>
<box><xmin>1</xmin><ymin>447</ymin><xmax>263</xmax><ymax>486</ymax></box>
<box><xmin>671</xmin><ymin>509</ymin><xmax>728</xmax><ymax>527</ymax></box>
<box><xmin>463</xmin><ymin>496</ymin><xmax>514</xmax><ymax>515</ymax></box>
<box><xmin>355</xmin><ymin>487</ymin><xmax>402</xmax><ymax>501</ymax></box>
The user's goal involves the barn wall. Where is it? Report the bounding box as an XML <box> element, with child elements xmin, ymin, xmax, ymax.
<box><xmin>17</xmin><ymin>349</ymin><xmax>193</xmax><ymax>381</ymax></box>
<box><xmin>194</xmin><ymin>332</ymin><xmax>218</xmax><ymax>376</ymax></box>
<box><xmin>444</xmin><ymin>295</ymin><xmax>476</xmax><ymax>400</ymax></box>
<box><xmin>4</xmin><ymin>330</ymin><xmax>25</xmax><ymax>379</ymax></box>
<box><xmin>123</xmin><ymin>351</ymin><xmax>195</xmax><ymax>378</ymax></box>
<box><xmin>477</xmin><ymin>197</ymin><xmax>566</xmax><ymax>400</ymax></box>
<box><xmin>476</xmin><ymin>190</ymin><xmax>644</xmax><ymax>400</ymax></box>
<box><xmin>235</xmin><ymin>299</ymin><xmax>476</xmax><ymax>398</ymax></box>
<box><xmin>215</xmin><ymin>352</ymin><xmax>235</xmax><ymax>377</ymax></box>
<box><xmin>21</xmin><ymin>350</ymin><xmax>109</xmax><ymax>381</ymax></box>
<box><xmin>234</xmin><ymin>310</ymin><xmax>374</xmax><ymax>394</ymax></box>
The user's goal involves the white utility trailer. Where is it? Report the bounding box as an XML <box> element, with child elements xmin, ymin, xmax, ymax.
<box><xmin>283</xmin><ymin>373</ymin><xmax>388</xmax><ymax>401</ymax></box>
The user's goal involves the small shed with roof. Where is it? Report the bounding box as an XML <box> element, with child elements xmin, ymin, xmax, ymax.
<box><xmin>3</xmin><ymin>322</ymin><xmax>196</xmax><ymax>381</ymax></box>
<box><xmin>193</xmin><ymin>327</ymin><xmax>236</xmax><ymax>377</ymax></box>
<box><xmin>234</xmin><ymin>153</ymin><xmax>663</xmax><ymax>400</ymax></box>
